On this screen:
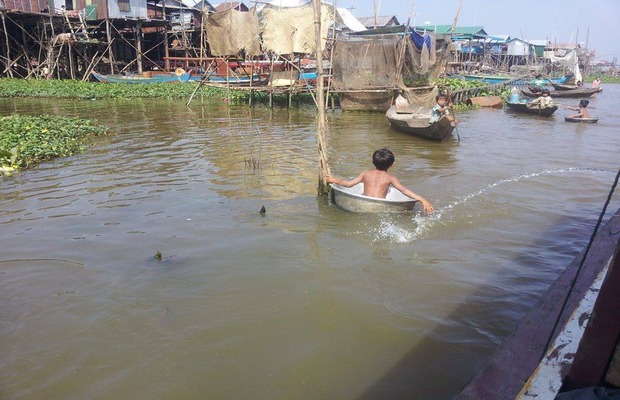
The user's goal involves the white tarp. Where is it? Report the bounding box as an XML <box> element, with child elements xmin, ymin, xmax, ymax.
<box><xmin>335</xmin><ymin>7</ymin><xmax>366</xmax><ymax>32</ymax></box>
<box><xmin>548</xmin><ymin>49</ymin><xmax>582</xmax><ymax>83</ymax></box>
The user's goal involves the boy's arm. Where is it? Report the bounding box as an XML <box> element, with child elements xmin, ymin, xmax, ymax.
<box><xmin>390</xmin><ymin>177</ymin><xmax>434</xmax><ymax>214</ymax></box>
<box><xmin>327</xmin><ymin>173</ymin><xmax>364</xmax><ymax>188</ymax></box>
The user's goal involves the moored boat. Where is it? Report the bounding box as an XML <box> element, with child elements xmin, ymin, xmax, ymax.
<box><xmin>91</xmin><ymin>70</ymin><xmax>192</xmax><ymax>84</ymax></box>
<box><xmin>330</xmin><ymin>183</ymin><xmax>417</xmax><ymax>213</ymax></box>
<box><xmin>520</xmin><ymin>87</ymin><xmax>602</xmax><ymax>99</ymax></box>
<box><xmin>462</xmin><ymin>74</ymin><xmax>516</xmax><ymax>84</ymax></box>
<box><xmin>565</xmin><ymin>116</ymin><xmax>598</xmax><ymax>123</ymax></box>
<box><xmin>190</xmin><ymin>73</ymin><xmax>269</xmax><ymax>85</ymax></box>
<box><xmin>505</xmin><ymin>101</ymin><xmax>558</xmax><ymax>117</ymax></box>
<box><xmin>552</xmin><ymin>83</ymin><xmax>580</xmax><ymax>91</ymax></box>
<box><xmin>385</xmin><ymin>105</ymin><xmax>455</xmax><ymax>141</ymax></box>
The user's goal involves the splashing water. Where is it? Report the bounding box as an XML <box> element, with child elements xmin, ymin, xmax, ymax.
<box><xmin>373</xmin><ymin>167</ymin><xmax>616</xmax><ymax>244</ymax></box>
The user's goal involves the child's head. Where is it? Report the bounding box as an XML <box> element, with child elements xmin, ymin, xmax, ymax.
<box><xmin>436</xmin><ymin>94</ymin><xmax>448</xmax><ymax>105</ymax></box>
<box><xmin>542</xmin><ymin>89</ymin><xmax>550</xmax><ymax>96</ymax></box>
<box><xmin>579</xmin><ymin>99</ymin><xmax>589</xmax><ymax>108</ymax></box>
<box><xmin>373</xmin><ymin>148</ymin><xmax>395</xmax><ymax>171</ymax></box>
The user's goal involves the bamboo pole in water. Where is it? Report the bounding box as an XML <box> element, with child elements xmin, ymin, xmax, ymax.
<box><xmin>313</xmin><ymin>0</ymin><xmax>330</xmax><ymax>195</ymax></box>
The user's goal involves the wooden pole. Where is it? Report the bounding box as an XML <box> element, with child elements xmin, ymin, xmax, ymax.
<box><xmin>136</xmin><ymin>21</ymin><xmax>143</xmax><ymax>74</ymax></box>
<box><xmin>106</xmin><ymin>19</ymin><xmax>114</xmax><ymax>73</ymax></box>
<box><xmin>450</xmin><ymin>0</ymin><xmax>462</xmax><ymax>34</ymax></box>
<box><xmin>313</xmin><ymin>0</ymin><xmax>330</xmax><ymax>195</ymax></box>
<box><xmin>1</xmin><ymin>13</ymin><xmax>14</xmax><ymax>78</ymax></box>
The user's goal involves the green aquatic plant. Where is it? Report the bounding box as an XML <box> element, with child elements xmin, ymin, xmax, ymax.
<box><xmin>0</xmin><ymin>114</ymin><xmax>107</xmax><ymax>173</ymax></box>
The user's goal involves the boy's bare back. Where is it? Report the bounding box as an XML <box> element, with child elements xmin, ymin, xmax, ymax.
<box><xmin>359</xmin><ymin>170</ymin><xmax>395</xmax><ymax>198</ymax></box>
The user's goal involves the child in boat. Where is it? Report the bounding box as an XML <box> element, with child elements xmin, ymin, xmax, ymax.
<box><xmin>530</xmin><ymin>89</ymin><xmax>554</xmax><ymax>107</ymax></box>
<box><xmin>566</xmin><ymin>99</ymin><xmax>591</xmax><ymax>119</ymax></box>
<box><xmin>429</xmin><ymin>94</ymin><xmax>457</xmax><ymax>125</ymax></box>
<box><xmin>327</xmin><ymin>148</ymin><xmax>434</xmax><ymax>214</ymax></box>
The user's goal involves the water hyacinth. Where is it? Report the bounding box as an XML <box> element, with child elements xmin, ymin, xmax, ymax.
<box><xmin>0</xmin><ymin>114</ymin><xmax>107</xmax><ymax>173</ymax></box>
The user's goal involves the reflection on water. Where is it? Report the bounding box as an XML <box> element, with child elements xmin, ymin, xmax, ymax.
<box><xmin>1</xmin><ymin>86</ymin><xmax>619</xmax><ymax>399</ymax></box>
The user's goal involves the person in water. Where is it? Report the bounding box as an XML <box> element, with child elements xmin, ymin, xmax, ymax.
<box><xmin>566</xmin><ymin>99</ymin><xmax>591</xmax><ymax>119</ymax></box>
<box><xmin>327</xmin><ymin>148</ymin><xmax>434</xmax><ymax>214</ymax></box>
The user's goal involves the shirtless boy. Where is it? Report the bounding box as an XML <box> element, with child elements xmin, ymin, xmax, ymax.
<box><xmin>327</xmin><ymin>148</ymin><xmax>434</xmax><ymax>214</ymax></box>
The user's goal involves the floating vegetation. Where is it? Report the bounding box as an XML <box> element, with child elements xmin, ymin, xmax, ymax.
<box><xmin>0</xmin><ymin>114</ymin><xmax>107</xmax><ymax>173</ymax></box>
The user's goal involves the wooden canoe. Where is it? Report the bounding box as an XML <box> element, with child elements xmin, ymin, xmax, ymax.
<box><xmin>385</xmin><ymin>106</ymin><xmax>455</xmax><ymax>141</ymax></box>
<box><xmin>565</xmin><ymin>116</ymin><xmax>598</xmax><ymax>123</ymax></box>
<box><xmin>552</xmin><ymin>83</ymin><xmax>580</xmax><ymax>91</ymax></box>
<box><xmin>520</xmin><ymin>87</ymin><xmax>602</xmax><ymax>98</ymax></box>
<box><xmin>506</xmin><ymin>101</ymin><xmax>559</xmax><ymax>117</ymax></box>
<box><xmin>330</xmin><ymin>183</ymin><xmax>417</xmax><ymax>213</ymax></box>
<box><xmin>92</xmin><ymin>71</ymin><xmax>192</xmax><ymax>84</ymax></box>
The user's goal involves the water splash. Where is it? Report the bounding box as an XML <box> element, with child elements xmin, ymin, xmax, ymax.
<box><xmin>373</xmin><ymin>167</ymin><xmax>615</xmax><ymax>244</ymax></box>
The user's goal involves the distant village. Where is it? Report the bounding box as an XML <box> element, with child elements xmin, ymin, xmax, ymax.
<box><xmin>0</xmin><ymin>0</ymin><xmax>615</xmax><ymax>82</ymax></box>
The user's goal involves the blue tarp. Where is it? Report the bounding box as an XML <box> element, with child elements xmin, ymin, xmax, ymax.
<box><xmin>410</xmin><ymin>30</ymin><xmax>432</xmax><ymax>54</ymax></box>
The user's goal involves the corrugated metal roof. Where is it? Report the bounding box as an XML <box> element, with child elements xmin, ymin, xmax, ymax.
<box><xmin>413</xmin><ymin>25</ymin><xmax>487</xmax><ymax>36</ymax></box>
<box><xmin>357</xmin><ymin>15</ymin><xmax>400</xmax><ymax>28</ymax></box>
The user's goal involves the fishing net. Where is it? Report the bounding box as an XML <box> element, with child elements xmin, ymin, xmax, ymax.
<box><xmin>331</xmin><ymin>32</ymin><xmax>452</xmax><ymax>92</ymax></box>
<box><xmin>331</xmin><ymin>34</ymin><xmax>401</xmax><ymax>90</ymax></box>
<box><xmin>206</xmin><ymin>8</ymin><xmax>261</xmax><ymax>56</ymax></box>
<box><xmin>401</xmin><ymin>32</ymin><xmax>453</xmax><ymax>86</ymax></box>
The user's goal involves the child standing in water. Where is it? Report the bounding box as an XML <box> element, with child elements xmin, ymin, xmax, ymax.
<box><xmin>327</xmin><ymin>148</ymin><xmax>434</xmax><ymax>214</ymax></box>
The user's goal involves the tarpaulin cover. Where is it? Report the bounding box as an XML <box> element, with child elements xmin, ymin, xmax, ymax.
<box><xmin>206</xmin><ymin>8</ymin><xmax>261</xmax><ymax>56</ymax></box>
<box><xmin>261</xmin><ymin>6</ymin><xmax>331</xmax><ymax>55</ymax></box>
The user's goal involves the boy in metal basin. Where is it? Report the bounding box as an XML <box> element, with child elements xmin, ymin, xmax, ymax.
<box><xmin>327</xmin><ymin>148</ymin><xmax>434</xmax><ymax>214</ymax></box>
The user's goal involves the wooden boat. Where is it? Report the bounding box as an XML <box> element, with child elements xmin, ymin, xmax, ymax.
<box><xmin>565</xmin><ymin>116</ymin><xmax>599</xmax><ymax>123</ymax></box>
<box><xmin>385</xmin><ymin>105</ymin><xmax>455</xmax><ymax>141</ymax></box>
<box><xmin>339</xmin><ymin>91</ymin><xmax>393</xmax><ymax>111</ymax></box>
<box><xmin>520</xmin><ymin>87</ymin><xmax>602</xmax><ymax>99</ymax></box>
<box><xmin>528</xmin><ymin>73</ymin><xmax>574</xmax><ymax>86</ymax></box>
<box><xmin>463</xmin><ymin>74</ymin><xmax>515</xmax><ymax>84</ymax></box>
<box><xmin>506</xmin><ymin>101</ymin><xmax>558</xmax><ymax>117</ymax></box>
<box><xmin>552</xmin><ymin>83</ymin><xmax>580</xmax><ymax>91</ymax></box>
<box><xmin>330</xmin><ymin>183</ymin><xmax>417</xmax><ymax>213</ymax></box>
<box><xmin>92</xmin><ymin>71</ymin><xmax>192</xmax><ymax>84</ymax></box>
<box><xmin>190</xmin><ymin>73</ymin><xmax>269</xmax><ymax>85</ymax></box>
<box><xmin>455</xmin><ymin>208</ymin><xmax>620</xmax><ymax>400</ymax></box>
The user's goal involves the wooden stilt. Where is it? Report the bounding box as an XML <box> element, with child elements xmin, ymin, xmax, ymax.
<box><xmin>106</xmin><ymin>19</ymin><xmax>114</xmax><ymax>73</ymax></box>
<box><xmin>136</xmin><ymin>21</ymin><xmax>143</xmax><ymax>74</ymax></box>
<box><xmin>1</xmin><ymin>13</ymin><xmax>14</xmax><ymax>78</ymax></box>
<box><xmin>312</xmin><ymin>0</ymin><xmax>330</xmax><ymax>194</ymax></box>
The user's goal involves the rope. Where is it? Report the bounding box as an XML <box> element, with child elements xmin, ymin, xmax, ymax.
<box><xmin>540</xmin><ymin>164</ymin><xmax>620</xmax><ymax>361</ymax></box>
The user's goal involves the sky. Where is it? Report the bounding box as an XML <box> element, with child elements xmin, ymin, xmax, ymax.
<box><xmin>345</xmin><ymin>0</ymin><xmax>620</xmax><ymax>61</ymax></box>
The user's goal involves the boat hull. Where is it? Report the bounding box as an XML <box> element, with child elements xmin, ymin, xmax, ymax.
<box><xmin>506</xmin><ymin>102</ymin><xmax>558</xmax><ymax>117</ymax></box>
<box><xmin>339</xmin><ymin>91</ymin><xmax>393</xmax><ymax>112</ymax></box>
<box><xmin>92</xmin><ymin>71</ymin><xmax>191</xmax><ymax>83</ymax></box>
<box><xmin>386</xmin><ymin>106</ymin><xmax>455</xmax><ymax>141</ymax></box>
<box><xmin>520</xmin><ymin>87</ymin><xmax>602</xmax><ymax>98</ymax></box>
<box><xmin>190</xmin><ymin>74</ymin><xmax>269</xmax><ymax>86</ymax></box>
<box><xmin>330</xmin><ymin>183</ymin><xmax>417</xmax><ymax>213</ymax></box>
<box><xmin>565</xmin><ymin>116</ymin><xmax>598</xmax><ymax>123</ymax></box>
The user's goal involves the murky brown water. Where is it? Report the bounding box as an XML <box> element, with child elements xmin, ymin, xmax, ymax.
<box><xmin>1</xmin><ymin>86</ymin><xmax>619</xmax><ymax>399</ymax></box>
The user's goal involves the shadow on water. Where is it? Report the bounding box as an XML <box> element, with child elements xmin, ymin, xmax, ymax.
<box><xmin>356</xmin><ymin>209</ymin><xmax>606</xmax><ymax>400</ymax></box>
